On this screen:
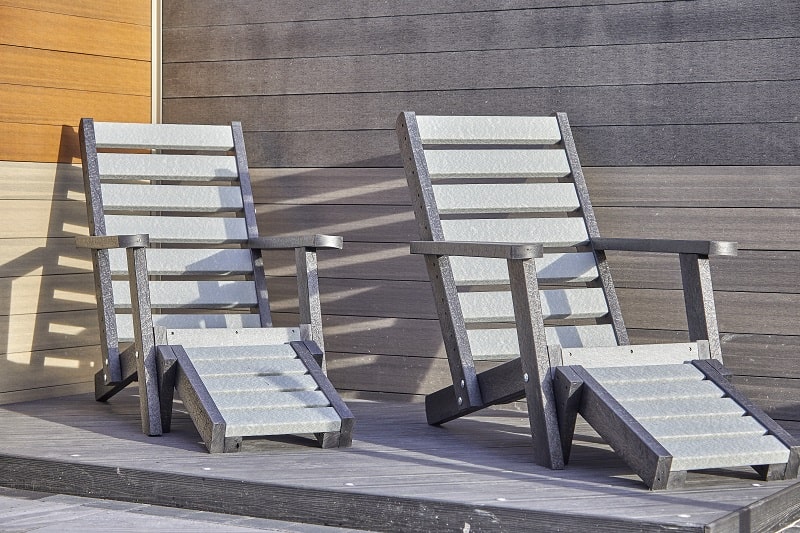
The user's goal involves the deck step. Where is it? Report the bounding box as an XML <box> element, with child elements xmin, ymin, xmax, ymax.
<box><xmin>622</xmin><ymin>397</ymin><xmax>746</xmax><ymax>419</ymax></box>
<box><xmin>200</xmin><ymin>374</ymin><xmax>320</xmax><ymax>393</ymax></box>
<box><xmin>638</xmin><ymin>413</ymin><xmax>768</xmax><ymax>440</ymax></box>
<box><xmin>209</xmin><ymin>390</ymin><xmax>331</xmax><ymax>410</ymax></box>
<box><xmin>663</xmin><ymin>434</ymin><xmax>790</xmax><ymax>472</ymax></box>
<box><xmin>190</xmin><ymin>357</ymin><xmax>308</xmax><ymax>376</ymax></box>
<box><xmin>219</xmin><ymin>406</ymin><xmax>342</xmax><ymax>437</ymax></box>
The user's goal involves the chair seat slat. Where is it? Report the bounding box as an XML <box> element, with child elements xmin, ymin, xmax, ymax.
<box><xmin>425</xmin><ymin>149</ymin><xmax>570</xmax><ymax>179</ymax></box>
<box><xmin>96</xmin><ymin>153</ymin><xmax>238</xmax><ymax>181</ymax></box>
<box><xmin>433</xmin><ymin>183</ymin><xmax>580</xmax><ymax>214</ymax></box>
<box><xmin>450</xmin><ymin>252</ymin><xmax>598</xmax><ymax>285</ymax></box>
<box><xmin>93</xmin><ymin>122</ymin><xmax>234</xmax><ymax>151</ymax></box>
<box><xmin>108</xmin><ymin>248</ymin><xmax>254</xmax><ymax>275</ymax></box>
<box><xmin>442</xmin><ymin>218</ymin><xmax>589</xmax><ymax>248</ymax></box>
<box><xmin>467</xmin><ymin>324</ymin><xmax>618</xmax><ymax>360</ymax></box>
<box><xmin>105</xmin><ymin>214</ymin><xmax>249</xmax><ymax>244</ymax></box>
<box><xmin>113</xmin><ymin>280</ymin><xmax>258</xmax><ymax>309</ymax></box>
<box><xmin>416</xmin><ymin>115</ymin><xmax>561</xmax><ymax>145</ymax></box>
<box><xmin>459</xmin><ymin>287</ymin><xmax>609</xmax><ymax>323</ymax></box>
<box><xmin>101</xmin><ymin>183</ymin><xmax>243</xmax><ymax>212</ymax></box>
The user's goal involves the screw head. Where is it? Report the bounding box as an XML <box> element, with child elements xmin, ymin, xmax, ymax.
<box><xmin>523</xmin><ymin>373</ymin><xmax>529</xmax><ymax>382</ymax></box>
<box><xmin>457</xmin><ymin>396</ymin><xmax>463</xmax><ymax>406</ymax></box>
<box><xmin>460</xmin><ymin>379</ymin><xmax>465</xmax><ymax>389</ymax></box>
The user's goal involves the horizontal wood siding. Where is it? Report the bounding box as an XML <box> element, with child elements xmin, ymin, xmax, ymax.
<box><xmin>0</xmin><ymin>1</ymin><xmax>151</xmax><ymax>404</ymax></box>
<box><xmin>163</xmin><ymin>0</ymin><xmax>800</xmax><ymax>420</ymax></box>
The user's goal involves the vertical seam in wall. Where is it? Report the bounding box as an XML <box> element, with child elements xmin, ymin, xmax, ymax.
<box><xmin>151</xmin><ymin>0</ymin><xmax>162</xmax><ymax>124</ymax></box>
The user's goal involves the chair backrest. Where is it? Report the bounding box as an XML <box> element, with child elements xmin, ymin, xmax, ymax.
<box><xmin>79</xmin><ymin>120</ymin><xmax>273</xmax><ymax>350</ymax></box>
<box><xmin>397</xmin><ymin>113</ymin><xmax>629</xmax><ymax>365</ymax></box>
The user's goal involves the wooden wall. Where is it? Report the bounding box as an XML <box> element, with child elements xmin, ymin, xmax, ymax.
<box><xmin>162</xmin><ymin>1</ymin><xmax>800</xmax><ymax>421</ymax></box>
<box><xmin>0</xmin><ymin>1</ymin><xmax>151</xmax><ymax>402</ymax></box>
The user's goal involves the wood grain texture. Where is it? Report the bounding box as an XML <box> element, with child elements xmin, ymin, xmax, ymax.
<box><xmin>164</xmin><ymin>38</ymin><xmax>799</xmax><ymax>98</ymax></box>
<box><xmin>163</xmin><ymin>0</ymin><xmax>798</xmax><ymax>63</ymax></box>
<box><xmin>0</xmin><ymin>85</ymin><xmax>150</xmax><ymax>127</ymax></box>
<box><xmin>0</xmin><ymin>0</ymin><xmax>151</xmax><ymax>25</ymax></box>
<box><xmin>0</xmin><ymin>5</ymin><xmax>150</xmax><ymax>60</ymax></box>
<box><xmin>163</xmin><ymin>0</ymin><xmax>712</xmax><ymax>27</ymax></box>
<box><xmin>0</xmin><ymin>123</ymin><xmax>82</xmax><ymax>163</ymax></box>
<box><xmin>164</xmin><ymin>80</ymin><xmax>800</xmax><ymax>133</ymax></box>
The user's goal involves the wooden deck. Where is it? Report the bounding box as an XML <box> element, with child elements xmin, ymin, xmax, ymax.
<box><xmin>0</xmin><ymin>390</ymin><xmax>798</xmax><ymax>532</ymax></box>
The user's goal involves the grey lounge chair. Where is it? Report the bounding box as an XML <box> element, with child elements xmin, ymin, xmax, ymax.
<box><xmin>78</xmin><ymin>119</ymin><xmax>353</xmax><ymax>452</ymax></box>
<box><xmin>396</xmin><ymin>112</ymin><xmax>798</xmax><ymax>489</ymax></box>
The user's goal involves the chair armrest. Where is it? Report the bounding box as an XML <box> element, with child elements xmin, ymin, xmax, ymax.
<box><xmin>592</xmin><ymin>237</ymin><xmax>737</xmax><ymax>257</ymax></box>
<box><xmin>75</xmin><ymin>234</ymin><xmax>150</xmax><ymax>249</ymax></box>
<box><xmin>247</xmin><ymin>234</ymin><xmax>343</xmax><ymax>250</ymax></box>
<box><xmin>410</xmin><ymin>240</ymin><xmax>543</xmax><ymax>260</ymax></box>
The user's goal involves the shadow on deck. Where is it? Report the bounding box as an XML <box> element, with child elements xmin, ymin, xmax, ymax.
<box><xmin>0</xmin><ymin>390</ymin><xmax>798</xmax><ymax>532</ymax></box>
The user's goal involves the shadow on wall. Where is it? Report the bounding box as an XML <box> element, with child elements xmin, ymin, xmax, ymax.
<box><xmin>0</xmin><ymin>125</ymin><xmax>99</xmax><ymax>400</ymax></box>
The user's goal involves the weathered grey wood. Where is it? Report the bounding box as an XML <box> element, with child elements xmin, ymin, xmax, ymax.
<box><xmin>410</xmin><ymin>240</ymin><xmax>542</xmax><ymax>260</ymax></box>
<box><xmin>295</xmin><ymin>248</ymin><xmax>325</xmax><ymax>355</ymax></box>
<box><xmin>507</xmin><ymin>257</ymin><xmax>564</xmax><ymax>469</ymax></box>
<box><xmin>156</xmin><ymin>345</ymin><xmax>178</xmax><ymax>433</ymax></box>
<box><xmin>397</xmin><ymin>112</ymin><xmax>484</xmax><ymax>417</ymax></box>
<box><xmin>291</xmin><ymin>341</ymin><xmax>354</xmax><ymax>447</ymax></box>
<box><xmin>557</xmin><ymin>112</ymin><xmax>628</xmax><ymax>347</ymax></box>
<box><xmin>594</xmin><ymin>238</ymin><xmax>738</xmax><ymax>257</ymax></box>
<box><xmin>172</xmin><ymin>345</ymin><xmax>227</xmax><ymax>453</ymax></box>
<box><xmin>96</xmin><ymin>153</ymin><xmax>238</xmax><ymax>181</ymax></box>
<box><xmin>163</xmin><ymin>327</ymin><xmax>303</xmax><ymax>349</ymax></box>
<box><xmin>93</xmin><ymin>122</ymin><xmax>234</xmax><ymax>151</ymax></box>
<box><xmin>164</xmin><ymin>39</ymin><xmax>800</xmax><ymax>99</ymax></box>
<box><xmin>572</xmin><ymin>365</ymin><xmax>674</xmax><ymax>490</ymax></box>
<box><xmin>75</xmin><ymin>234</ymin><xmax>150</xmax><ymax>250</ymax></box>
<box><xmin>680</xmin><ymin>254</ymin><xmax>723</xmax><ymax>361</ymax></box>
<box><xmin>553</xmin><ymin>365</ymin><xmax>583</xmax><ymax>464</ymax></box>
<box><xmin>164</xmin><ymin>0</ymin><xmax>798</xmax><ymax>60</ymax></box>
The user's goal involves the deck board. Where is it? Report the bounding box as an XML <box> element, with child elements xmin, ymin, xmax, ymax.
<box><xmin>0</xmin><ymin>391</ymin><xmax>797</xmax><ymax>532</ymax></box>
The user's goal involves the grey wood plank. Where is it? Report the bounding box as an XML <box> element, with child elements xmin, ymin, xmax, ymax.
<box><xmin>100</xmin><ymin>183</ymin><xmax>243</xmax><ymax>212</ymax></box>
<box><xmin>163</xmin><ymin>39</ymin><xmax>799</xmax><ymax>98</ymax></box>
<box><xmin>164</xmin><ymin>81</ymin><xmax>800</xmax><ymax>134</ymax></box>
<box><xmin>97</xmin><ymin>153</ymin><xmax>239</xmax><ymax>181</ymax></box>
<box><xmin>164</xmin><ymin>0</ymin><xmax>668</xmax><ymax>27</ymax></box>
<box><xmin>163</xmin><ymin>0</ymin><xmax>799</xmax><ymax>62</ymax></box>
<box><xmin>93</xmin><ymin>122</ymin><xmax>233</xmax><ymax>151</ymax></box>
<box><xmin>594</xmin><ymin>207</ymin><xmax>800</xmax><ymax>251</ymax></box>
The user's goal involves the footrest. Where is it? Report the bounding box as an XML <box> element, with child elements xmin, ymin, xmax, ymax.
<box><xmin>164</xmin><ymin>340</ymin><xmax>354</xmax><ymax>452</ymax></box>
<box><xmin>558</xmin><ymin>363</ymin><xmax>799</xmax><ymax>489</ymax></box>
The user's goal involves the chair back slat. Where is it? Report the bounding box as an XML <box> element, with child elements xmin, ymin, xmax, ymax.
<box><xmin>416</xmin><ymin>115</ymin><xmax>562</xmax><ymax>145</ymax></box>
<box><xmin>425</xmin><ymin>149</ymin><xmax>570</xmax><ymax>179</ymax></box>
<box><xmin>101</xmin><ymin>184</ymin><xmax>244</xmax><ymax>212</ymax></box>
<box><xmin>93</xmin><ymin>122</ymin><xmax>234</xmax><ymax>150</ymax></box>
<box><xmin>441</xmin><ymin>218</ymin><xmax>590</xmax><ymax>248</ymax></box>
<box><xmin>433</xmin><ymin>183</ymin><xmax>580</xmax><ymax>214</ymax></box>
<box><xmin>97</xmin><ymin>153</ymin><xmax>238</xmax><ymax>181</ymax></box>
<box><xmin>450</xmin><ymin>252</ymin><xmax>599</xmax><ymax>285</ymax></box>
<box><xmin>108</xmin><ymin>248</ymin><xmax>254</xmax><ymax>275</ymax></box>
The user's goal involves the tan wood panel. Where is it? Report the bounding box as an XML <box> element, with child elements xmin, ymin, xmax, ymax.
<box><xmin>0</xmin><ymin>122</ymin><xmax>82</xmax><ymax>163</ymax></box>
<box><xmin>0</xmin><ymin>0</ymin><xmax>151</xmax><ymax>25</ymax></box>
<box><xmin>0</xmin><ymin>238</ymin><xmax>91</xmax><ymax>277</ymax></box>
<box><xmin>0</xmin><ymin>161</ymin><xmax>83</xmax><ymax>200</ymax></box>
<box><xmin>0</xmin><ymin>5</ymin><xmax>150</xmax><ymax>60</ymax></box>
<box><xmin>0</xmin><ymin>84</ymin><xmax>150</xmax><ymax>127</ymax></box>
<box><xmin>0</xmin><ymin>198</ymin><xmax>87</xmax><ymax>237</ymax></box>
<box><xmin>0</xmin><ymin>345</ymin><xmax>98</xmax><ymax>391</ymax></box>
<box><xmin>0</xmin><ymin>308</ymin><xmax>99</xmax><ymax>354</ymax></box>
<box><xmin>0</xmin><ymin>45</ymin><xmax>150</xmax><ymax>95</ymax></box>
<box><xmin>0</xmin><ymin>273</ymin><xmax>95</xmax><ymax>316</ymax></box>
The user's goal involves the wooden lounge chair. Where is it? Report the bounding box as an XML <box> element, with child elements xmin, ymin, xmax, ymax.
<box><xmin>396</xmin><ymin>112</ymin><xmax>798</xmax><ymax>489</ymax></box>
<box><xmin>77</xmin><ymin>119</ymin><xmax>353</xmax><ymax>452</ymax></box>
